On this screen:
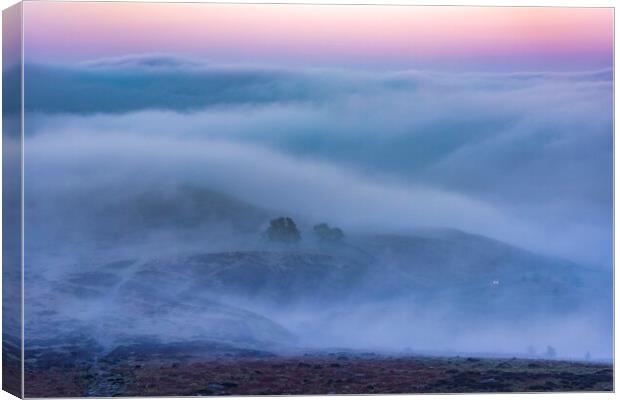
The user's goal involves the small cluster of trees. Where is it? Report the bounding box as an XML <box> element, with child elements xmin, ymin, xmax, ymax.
<box><xmin>526</xmin><ymin>345</ymin><xmax>557</xmax><ymax>359</ymax></box>
<box><xmin>265</xmin><ymin>217</ymin><xmax>344</xmax><ymax>245</ymax></box>
<box><xmin>313</xmin><ymin>223</ymin><xmax>344</xmax><ymax>243</ymax></box>
<box><xmin>265</xmin><ymin>217</ymin><xmax>301</xmax><ymax>243</ymax></box>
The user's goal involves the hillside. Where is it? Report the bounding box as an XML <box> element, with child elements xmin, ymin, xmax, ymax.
<box><xmin>25</xmin><ymin>227</ymin><xmax>611</xmax><ymax>361</ymax></box>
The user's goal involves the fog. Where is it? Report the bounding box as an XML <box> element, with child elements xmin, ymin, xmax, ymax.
<box><xmin>25</xmin><ymin>131</ymin><xmax>527</xmax><ymax>246</ymax></box>
<box><xmin>23</xmin><ymin>58</ymin><xmax>612</xmax><ymax>267</ymax></box>
<box><xmin>21</xmin><ymin>57</ymin><xmax>613</xmax><ymax>362</ymax></box>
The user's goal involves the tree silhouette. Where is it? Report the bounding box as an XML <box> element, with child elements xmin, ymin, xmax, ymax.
<box><xmin>313</xmin><ymin>223</ymin><xmax>344</xmax><ymax>243</ymax></box>
<box><xmin>545</xmin><ymin>345</ymin><xmax>557</xmax><ymax>359</ymax></box>
<box><xmin>266</xmin><ymin>217</ymin><xmax>301</xmax><ymax>243</ymax></box>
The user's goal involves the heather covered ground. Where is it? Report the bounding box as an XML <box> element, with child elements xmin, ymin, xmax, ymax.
<box><xmin>24</xmin><ymin>343</ymin><xmax>612</xmax><ymax>397</ymax></box>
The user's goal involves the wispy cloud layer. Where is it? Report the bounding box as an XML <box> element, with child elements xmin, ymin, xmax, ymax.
<box><xmin>24</xmin><ymin>58</ymin><xmax>613</xmax><ymax>267</ymax></box>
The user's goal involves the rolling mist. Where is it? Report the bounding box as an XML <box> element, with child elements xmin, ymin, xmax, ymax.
<box><xmin>21</xmin><ymin>56</ymin><xmax>613</xmax><ymax>363</ymax></box>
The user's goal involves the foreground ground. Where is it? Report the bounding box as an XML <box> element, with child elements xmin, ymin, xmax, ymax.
<box><xmin>24</xmin><ymin>342</ymin><xmax>613</xmax><ymax>397</ymax></box>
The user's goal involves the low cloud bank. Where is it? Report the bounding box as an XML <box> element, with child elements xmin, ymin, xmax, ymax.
<box><xmin>23</xmin><ymin>58</ymin><xmax>612</xmax><ymax>267</ymax></box>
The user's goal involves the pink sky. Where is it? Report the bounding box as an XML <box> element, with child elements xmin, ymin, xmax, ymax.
<box><xmin>23</xmin><ymin>2</ymin><xmax>613</xmax><ymax>71</ymax></box>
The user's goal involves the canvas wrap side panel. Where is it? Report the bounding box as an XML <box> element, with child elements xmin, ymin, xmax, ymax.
<box><xmin>3</xmin><ymin>2</ymin><xmax>23</xmax><ymax>398</ymax></box>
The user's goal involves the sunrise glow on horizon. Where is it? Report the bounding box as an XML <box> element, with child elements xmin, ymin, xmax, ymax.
<box><xmin>23</xmin><ymin>2</ymin><xmax>613</xmax><ymax>72</ymax></box>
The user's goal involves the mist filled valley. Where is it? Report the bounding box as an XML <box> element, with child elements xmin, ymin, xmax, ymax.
<box><xmin>24</xmin><ymin>182</ymin><xmax>612</xmax><ymax>361</ymax></box>
<box><xmin>13</xmin><ymin>54</ymin><xmax>613</xmax><ymax>395</ymax></box>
